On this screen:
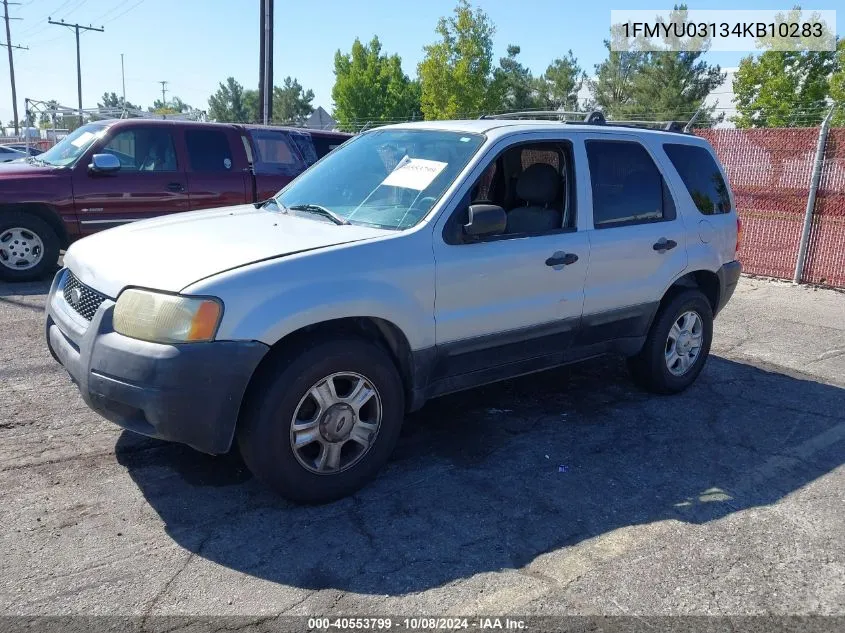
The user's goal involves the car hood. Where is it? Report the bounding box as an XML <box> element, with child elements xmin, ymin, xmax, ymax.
<box><xmin>0</xmin><ymin>160</ymin><xmax>64</xmax><ymax>177</ymax></box>
<box><xmin>65</xmin><ymin>204</ymin><xmax>393</xmax><ymax>297</ymax></box>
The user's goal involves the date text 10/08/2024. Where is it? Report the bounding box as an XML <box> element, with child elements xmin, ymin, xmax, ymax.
<box><xmin>307</xmin><ymin>617</ymin><xmax>527</xmax><ymax>630</ymax></box>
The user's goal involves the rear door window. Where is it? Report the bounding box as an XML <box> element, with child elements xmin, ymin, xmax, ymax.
<box><xmin>249</xmin><ymin>129</ymin><xmax>306</xmax><ymax>176</ymax></box>
<box><xmin>663</xmin><ymin>143</ymin><xmax>731</xmax><ymax>215</ymax></box>
<box><xmin>586</xmin><ymin>140</ymin><xmax>675</xmax><ymax>228</ymax></box>
<box><xmin>184</xmin><ymin>129</ymin><xmax>234</xmax><ymax>172</ymax></box>
<box><xmin>287</xmin><ymin>131</ymin><xmax>318</xmax><ymax>166</ymax></box>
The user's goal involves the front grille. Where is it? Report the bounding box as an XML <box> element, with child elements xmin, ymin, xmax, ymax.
<box><xmin>62</xmin><ymin>271</ymin><xmax>107</xmax><ymax>321</ymax></box>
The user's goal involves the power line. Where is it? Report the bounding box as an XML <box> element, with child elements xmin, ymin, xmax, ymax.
<box><xmin>54</xmin><ymin>0</ymin><xmax>90</xmax><ymax>21</ymax></box>
<box><xmin>85</xmin><ymin>0</ymin><xmax>131</xmax><ymax>25</ymax></box>
<box><xmin>102</xmin><ymin>0</ymin><xmax>145</xmax><ymax>26</ymax></box>
<box><xmin>18</xmin><ymin>0</ymin><xmax>73</xmax><ymax>35</ymax></box>
<box><xmin>47</xmin><ymin>18</ymin><xmax>104</xmax><ymax>119</ymax></box>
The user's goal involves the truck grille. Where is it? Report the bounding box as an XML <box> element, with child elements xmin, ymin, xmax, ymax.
<box><xmin>62</xmin><ymin>271</ymin><xmax>107</xmax><ymax>321</ymax></box>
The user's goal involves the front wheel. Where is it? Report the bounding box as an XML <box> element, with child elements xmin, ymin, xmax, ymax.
<box><xmin>0</xmin><ymin>212</ymin><xmax>61</xmax><ymax>282</ymax></box>
<box><xmin>237</xmin><ymin>337</ymin><xmax>405</xmax><ymax>504</ymax></box>
<box><xmin>627</xmin><ymin>289</ymin><xmax>713</xmax><ymax>394</ymax></box>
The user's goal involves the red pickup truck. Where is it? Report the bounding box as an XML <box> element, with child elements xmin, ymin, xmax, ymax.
<box><xmin>0</xmin><ymin>119</ymin><xmax>351</xmax><ymax>281</ymax></box>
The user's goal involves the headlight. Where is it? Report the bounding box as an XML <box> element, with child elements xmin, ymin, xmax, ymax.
<box><xmin>113</xmin><ymin>288</ymin><xmax>223</xmax><ymax>344</ymax></box>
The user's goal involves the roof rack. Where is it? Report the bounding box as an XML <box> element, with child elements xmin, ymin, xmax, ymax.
<box><xmin>478</xmin><ymin>109</ymin><xmax>695</xmax><ymax>134</ymax></box>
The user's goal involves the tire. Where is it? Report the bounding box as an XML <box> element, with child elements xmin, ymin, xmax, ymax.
<box><xmin>627</xmin><ymin>289</ymin><xmax>713</xmax><ymax>394</ymax></box>
<box><xmin>237</xmin><ymin>336</ymin><xmax>405</xmax><ymax>504</ymax></box>
<box><xmin>0</xmin><ymin>211</ymin><xmax>61</xmax><ymax>282</ymax></box>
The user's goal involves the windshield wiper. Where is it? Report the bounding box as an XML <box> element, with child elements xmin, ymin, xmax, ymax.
<box><xmin>287</xmin><ymin>203</ymin><xmax>350</xmax><ymax>225</ymax></box>
<box><xmin>25</xmin><ymin>156</ymin><xmax>48</xmax><ymax>166</ymax></box>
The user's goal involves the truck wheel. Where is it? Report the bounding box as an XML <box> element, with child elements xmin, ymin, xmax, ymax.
<box><xmin>238</xmin><ymin>337</ymin><xmax>405</xmax><ymax>504</ymax></box>
<box><xmin>0</xmin><ymin>212</ymin><xmax>61</xmax><ymax>282</ymax></box>
<box><xmin>627</xmin><ymin>289</ymin><xmax>713</xmax><ymax>394</ymax></box>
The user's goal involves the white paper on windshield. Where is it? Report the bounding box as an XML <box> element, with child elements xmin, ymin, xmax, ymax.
<box><xmin>70</xmin><ymin>131</ymin><xmax>95</xmax><ymax>148</ymax></box>
<box><xmin>381</xmin><ymin>156</ymin><xmax>448</xmax><ymax>191</ymax></box>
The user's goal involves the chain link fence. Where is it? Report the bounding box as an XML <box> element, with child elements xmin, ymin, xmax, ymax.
<box><xmin>696</xmin><ymin>123</ymin><xmax>844</xmax><ymax>288</ymax></box>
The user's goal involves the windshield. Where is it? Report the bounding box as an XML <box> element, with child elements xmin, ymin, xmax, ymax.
<box><xmin>38</xmin><ymin>123</ymin><xmax>108</xmax><ymax>167</ymax></box>
<box><xmin>275</xmin><ymin>129</ymin><xmax>485</xmax><ymax>229</ymax></box>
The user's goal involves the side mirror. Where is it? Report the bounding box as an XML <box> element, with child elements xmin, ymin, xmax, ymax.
<box><xmin>463</xmin><ymin>204</ymin><xmax>506</xmax><ymax>239</ymax></box>
<box><xmin>88</xmin><ymin>153</ymin><xmax>120</xmax><ymax>174</ymax></box>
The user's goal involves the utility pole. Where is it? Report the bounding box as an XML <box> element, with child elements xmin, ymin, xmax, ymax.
<box><xmin>265</xmin><ymin>0</ymin><xmax>273</xmax><ymax>123</ymax></box>
<box><xmin>158</xmin><ymin>80</ymin><xmax>168</xmax><ymax>107</ymax></box>
<box><xmin>258</xmin><ymin>0</ymin><xmax>265</xmax><ymax>123</ymax></box>
<box><xmin>2</xmin><ymin>0</ymin><xmax>23</xmax><ymax>134</ymax></box>
<box><xmin>258</xmin><ymin>0</ymin><xmax>273</xmax><ymax>124</ymax></box>
<box><xmin>121</xmin><ymin>53</ymin><xmax>126</xmax><ymax>115</ymax></box>
<box><xmin>48</xmin><ymin>18</ymin><xmax>104</xmax><ymax>121</ymax></box>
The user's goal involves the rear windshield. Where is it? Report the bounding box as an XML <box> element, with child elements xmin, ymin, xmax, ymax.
<box><xmin>663</xmin><ymin>143</ymin><xmax>731</xmax><ymax>215</ymax></box>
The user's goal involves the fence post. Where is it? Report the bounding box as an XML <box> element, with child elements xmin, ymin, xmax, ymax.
<box><xmin>794</xmin><ymin>106</ymin><xmax>836</xmax><ymax>283</ymax></box>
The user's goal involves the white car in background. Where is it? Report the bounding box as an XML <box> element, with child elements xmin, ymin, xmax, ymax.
<box><xmin>0</xmin><ymin>145</ymin><xmax>27</xmax><ymax>162</ymax></box>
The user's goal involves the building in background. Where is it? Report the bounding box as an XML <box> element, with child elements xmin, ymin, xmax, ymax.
<box><xmin>306</xmin><ymin>106</ymin><xmax>337</xmax><ymax>131</ymax></box>
<box><xmin>703</xmin><ymin>67</ymin><xmax>738</xmax><ymax>129</ymax></box>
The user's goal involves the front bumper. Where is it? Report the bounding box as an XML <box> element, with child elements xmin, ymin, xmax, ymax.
<box><xmin>716</xmin><ymin>260</ymin><xmax>742</xmax><ymax>315</ymax></box>
<box><xmin>45</xmin><ymin>270</ymin><xmax>269</xmax><ymax>454</ymax></box>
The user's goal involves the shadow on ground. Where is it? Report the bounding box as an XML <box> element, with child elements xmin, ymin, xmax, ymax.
<box><xmin>0</xmin><ymin>276</ymin><xmax>53</xmax><ymax>298</ymax></box>
<box><xmin>115</xmin><ymin>355</ymin><xmax>845</xmax><ymax>595</ymax></box>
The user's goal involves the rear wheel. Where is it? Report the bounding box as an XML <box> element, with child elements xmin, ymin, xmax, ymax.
<box><xmin>627</xmin><ymin>289</ymin><xmax>713</xmax><ymax>394</ymax></box>
<box><xmin>0</xmin><ymin>212</ymin><xmax>60</xmax><ymax>282</ymax></box>
<box><xmin>237</xmin><ymin>337</ymin><xmax>405</xmax><ymax>504</ymax></box>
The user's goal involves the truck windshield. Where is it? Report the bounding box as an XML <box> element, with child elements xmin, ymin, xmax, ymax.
<box><xmin>38</xmin><ymin>123</ymin><xmax>108</xmax><ymax>167</ymax></box>
<box><xmin>275</xmin><ymin>129</ymin><xmax>485</xmax><ymax>229</ymax></box>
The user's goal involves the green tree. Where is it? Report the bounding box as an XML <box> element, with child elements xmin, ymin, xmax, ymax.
<box><xmin>733</xmin><ymin>51</ymin><xmax>834</xmax><ymax>128</ymax></box>
<box><xmin>590</xmin><ymin>40</ymin><xmax>643</xmax><ymax>117</ymax></box>
<box><xmin>626</xmin><ymin>50</ymin><xmax>723</xmax><ymax>124</ymax></box>
<box><xmin>831</xmin><ymin>39</ymin><xmax>845</xmax><ymax>126</ymax></box>
<box><xmin>592</xmin><ymin>6</ymin><xmax>723</xmax><ymax>124</ymax></box>
<box><xmin>332</xmin><ymin>35</ymin><xmax>421</xmax><ymax>130</ymax></box>
<box><xmin>272</xmin><ymin>76</ymin><xmax>315</xmax><ymax>124</ymax></box>
<box><xmin>418</xmin><ymin>0</ymin><xmax>497</xmax><ymax>119</ymax></box>
<box><xmin>733</xmin><ymin>9</ymin><xmax>837</xmax><ymax>128</ymax></box>
<box><xmin>38</xmin><ymin>100</ymin><xmax>59</xmax><ymax>127</ymax></box>
<box><xmin>61</xmin><ymin>115</ymin><xmax>83</xmax><ymax>131</ymax></box>
<box><xmin>208</xmin><ymin>77</ymin><xmax>250</xmax><ymax>122</ymax></box>
<box><xmin>98</xmin><ymin>92</ymin><xmax>140</xmax><ymax>111</ymax></box>
<box><xmin>491</xmin><ymin>45</ymin><xmax>537</xmax><ymax>111</ymax></box>
<box><xmin>536</xmin><ymin>51</ymin><xmax>584</xmax><ymax>111</ymax></box>
<box><xmin>243</xmin><ymin>89</ymin><xmax>259</xmax><ymax>122</ymax></box>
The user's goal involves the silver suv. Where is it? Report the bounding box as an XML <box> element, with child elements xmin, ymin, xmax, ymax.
<box><xmin>45</xmin><ymin>117</ymin><xmax>741</xmax><ymax>503</ymax></box>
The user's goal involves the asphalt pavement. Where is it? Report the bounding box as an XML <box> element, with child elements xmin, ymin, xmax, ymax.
<box><xmin>0</xmin><ymin>276</ymin><xmax>843</xmax><ymax>619</ymax></box>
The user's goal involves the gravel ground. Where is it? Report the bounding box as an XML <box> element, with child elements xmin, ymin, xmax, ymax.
<box><xmin>0</xmin><ymin>276</ymin><xmax>843</xmax><ymax>618</ymax></box>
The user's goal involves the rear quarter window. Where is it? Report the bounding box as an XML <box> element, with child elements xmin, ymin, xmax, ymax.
<box><xmin>249</xmin><ymin>129</ymin><xmax>306</xmax><ymax>176</ymax></box>
<box><xmin>287</xmin><ymin>131</ymin><xmax>318</xmax><ymax>166</ymax></box>
<box><xmin>663</xmin><ymin>143</ymin><xmax>731</xmax><ymax>215</ymax></box>
<box><xmin>311</xmin><ymin>134</ymin><xmax>347</xmax><ymax>159</ymax></box>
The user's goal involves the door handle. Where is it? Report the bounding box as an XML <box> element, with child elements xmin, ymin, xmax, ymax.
<box><xmin>545</xmin><ymin>252</ymin><xmax>579</xmax><ymax>267</ymax></box>
<box><xmin>653</xmin><ymin>238</ymin><xmax>677</xmax><ymax>252</ymax></box>
<box><xmin>166</xmin><ymin>182</ymin><xmax>185</xmax><ymax>192</ymax></box>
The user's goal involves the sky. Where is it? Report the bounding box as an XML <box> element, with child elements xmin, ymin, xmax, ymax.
<box><xmin>1</xmin><ymin>0</ymin><xmax>842</xmax><ymax>125</ymax></box>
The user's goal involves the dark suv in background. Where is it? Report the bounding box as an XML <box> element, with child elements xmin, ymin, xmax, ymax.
<box><xmin>0</xmin><ymin>119</ymin><xmax>350</xmax><ymax>281</ymax></box>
